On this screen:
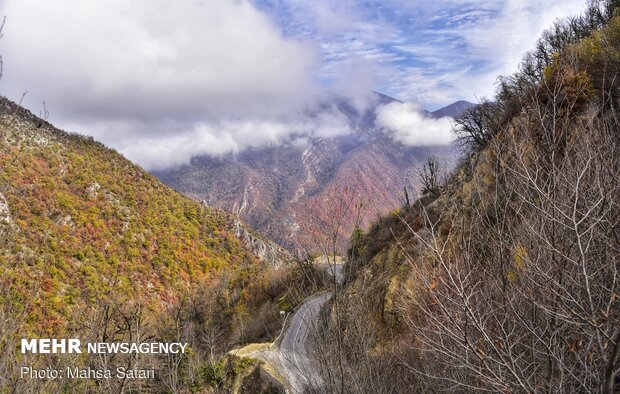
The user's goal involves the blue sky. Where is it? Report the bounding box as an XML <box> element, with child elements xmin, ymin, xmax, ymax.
<box><xmin>253</xmin><ymin>0</ymin><xmax>586</xmax><ymax>109</ymax></box>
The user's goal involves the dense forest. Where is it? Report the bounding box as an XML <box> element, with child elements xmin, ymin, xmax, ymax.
<box><xmin>0</xmin><ymin>98</ymin><xmax>327</xmax><ymax>392</ymax></box>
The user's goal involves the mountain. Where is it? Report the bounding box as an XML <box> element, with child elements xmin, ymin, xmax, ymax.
<box><xmin>430</xmin><ymin>99</ymin><xmax>476</xmax><ymax>118</ymax></box>
<box><xmin>0</xmin><ymin>95</ymin><xmax>296</xmax><ymax>327</ymax></box>
<box><xmin>155</xmin><ymin>95</ymin><xmax>470</xmax><ymax>254</ymax></box>
<box><xmin>0</xmin><ymin>97</ymin><xmax>316</xmax><ymax>393</ymax></box>
<box><xmin>314</xmin><ymin>5</ymin><xmax>620</xmax><ymax>392</ymax></box>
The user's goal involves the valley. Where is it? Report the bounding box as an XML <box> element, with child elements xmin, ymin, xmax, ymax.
<box><xmin>155</xmin><ymin>95</ymin><xmax>471</xmax><ymax>254</ymax></box>
<box><xmin>0</xmin><ymin>0</ymin><xmax>618</xmax><ymax>393</ymax></box>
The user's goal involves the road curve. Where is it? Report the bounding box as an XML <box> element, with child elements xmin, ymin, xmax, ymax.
<box><xmin>253</xmin><ymin>292</ymin><xmax>330</xmax><ymax>392</ymax></box>
<box><xmin>247</xmin><ymin>263</ymin><xmax>343</xmax><ymax>393</ymax></box>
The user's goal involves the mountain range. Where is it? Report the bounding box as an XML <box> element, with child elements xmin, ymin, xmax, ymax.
<box><xmin>155</xmin><ymin>94</ymin><xmax>475</xmax><ymax>253</ymax></box>
<box><xmin>0</xmin><ymin>94</ymin><xmax>329</xmax><ymax>392</ymax></box>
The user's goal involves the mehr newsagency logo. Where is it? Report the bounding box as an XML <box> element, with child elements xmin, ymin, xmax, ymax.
<box><xmin>20</xmin><ymin>338</ymin><xmax>188</xmax><ymax>380</ymax></box>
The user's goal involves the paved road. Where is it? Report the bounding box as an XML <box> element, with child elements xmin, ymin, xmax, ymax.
<box><xmin>261</xmin><ymin>292</ymin><xmax>331</xmax><ymax>392</ymax></box>
<box><xmin>249</xmin><ymin>263</ymin><xmax>344</xmax><ymax>393</ymax></box>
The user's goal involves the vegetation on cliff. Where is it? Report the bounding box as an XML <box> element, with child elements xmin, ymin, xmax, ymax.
<box><xmin>319</xmin><ymin>1</ymin><xmax>620</xmax><ymax>392</ymax></box>
<box><xmin>0</xmin><ymin>98</ymin><xmax>325</xmax><ymax>392</ymax></box>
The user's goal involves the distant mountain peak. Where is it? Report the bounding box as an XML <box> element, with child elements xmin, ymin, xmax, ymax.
<box><xmin>371</xmin><ymin>91</ymin><xmax>401</xmax><ymax>105</ymax></box>
<box><xmin>431</xmin><ymin>100</ymin><xmax>477</xmax><ymax>119</ymax></box>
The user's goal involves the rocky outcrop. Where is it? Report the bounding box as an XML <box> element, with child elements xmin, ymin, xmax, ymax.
<box><xmin>238</xmin><ymin>364</ymin><xmax>286</xmax><ymax>394</ymax></box>
<box><xmin>0</xmin><ymin>191</ymin><xmax>12</xmax><ymax>238</ymax></box>
<box><xmin>202</xmin><ymin>200</ymin><xmax>293</xmax><ymax>267</ymax></box>
<box><xmin>232</xmin><ymin>218</ymin><xmax>293</xmax><ymax>267</ymax></box>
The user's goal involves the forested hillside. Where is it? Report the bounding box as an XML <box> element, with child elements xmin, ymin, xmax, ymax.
<box><xmin>317</xmin><ymin>2</ymin><xmax>620</xmax><ymax>392</ymax></box>
<box><xmin>0</xmin><ymin>98</ymin><xmax>322</xmax><ymax>392</ymax></box>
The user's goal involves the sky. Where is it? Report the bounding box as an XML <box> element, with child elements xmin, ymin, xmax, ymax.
<box><xmin>0</xmin><ymin>0</ymin><xmax>587</xmax><ymax>169</ymax></box>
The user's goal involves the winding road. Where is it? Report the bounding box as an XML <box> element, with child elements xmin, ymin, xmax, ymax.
<box><xmin>247</xmin><ymin>263</ymin><xmax>343</xmax><ymax>393</ymax></box>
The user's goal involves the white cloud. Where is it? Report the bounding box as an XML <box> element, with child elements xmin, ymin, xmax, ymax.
<box><xmin>429</xmin><ymin>0</ymin><xmax>587</xmax><ymax>104</ymax></box>
<box><xmin>114</xmin><ymin>107</ymin><xmax>351</xmax><ymax>170</ymax></box>
<box><xmin>460</xmin><ymin>1</ymin><xmax>585</xmax><ymax>72</ymax></box>
<box><xmin>0</xmin><ymin>0</ymin><xmax>338</xmax><ymax>168</ymax></box>
<box><xmin>2</xmin><ymin>0</ymin><xmax>321</xmax><ymax>117</ymax></box>
<box><xmin>311</xmin><ymin>2</ymin><xmax>357</xmax><ymax>35</ymax></box>
<box><xmin>376</xmin><ymin>102</ymin><xmax>454</xmax><ymax>146</ymax></box>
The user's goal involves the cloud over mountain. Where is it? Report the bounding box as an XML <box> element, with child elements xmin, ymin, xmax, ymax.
<box><xmin>376</xmin><ymin>102</ymin><xmax>454</xmax><ymax>146</ymax></box>
<box><xmin>2</xmin><ymin>0</ymin><xmax>348</xmax><ymax>168</ymax></box>
<box><xmin>1</xmin><ymin>0</ymin><xmax>586</xmax><ymax>170</ymax></box>
<box><xmin>121</xmin><ymin>109</ymin><xmax>352</xmax><ymax>170</ymax></box>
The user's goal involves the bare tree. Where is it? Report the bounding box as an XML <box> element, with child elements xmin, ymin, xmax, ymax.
<box><xmin>417</xmin><ymin>155</ymin><xmax>442</xmax><ymax>195</ymax></box>
<box><xmin>394</xmin><ymin>50</ymin><xmax>619</xmax><ymax>393</ymax></box>
<box><xmin>453</xmin><ymin>100</ymin><xmax>499</xmax><ymax>152</ymax></box>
